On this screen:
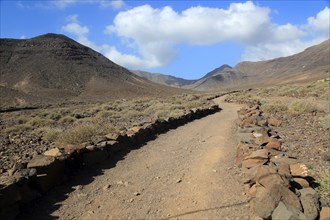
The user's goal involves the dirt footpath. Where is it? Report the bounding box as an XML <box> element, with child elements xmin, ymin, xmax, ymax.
<box><xmin>22</xmin><ymin>97</ymin><xmax>253</xmax><ymax>219</ymax></box>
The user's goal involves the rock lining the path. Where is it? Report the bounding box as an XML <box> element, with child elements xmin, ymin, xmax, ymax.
<box><xmin>231</xmin><ymin>99</ymin><xmax>327</xmax><ymax>220</ymax></box>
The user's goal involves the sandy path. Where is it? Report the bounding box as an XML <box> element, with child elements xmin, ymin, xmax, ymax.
<box><xmin>22</xmin><ymin>97</ymin><xmax>252</xmax><ymax>219</ymax></box>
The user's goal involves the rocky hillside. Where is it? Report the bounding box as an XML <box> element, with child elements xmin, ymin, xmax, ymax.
<box><xmin>185</xmin><ymin>64</ymin><xmax>246</xmax><ymax>91</ymax></box>
<box><xmin>235</xmin><ymin>39</ymin><xmax>330</xmax><ymax>86</ymax></box>
<box><xmin>0</xmin><ymin>33</ymin><xmax>184</xmax><ymax>108</ymax></box>
<box><xmin>132</xmin><ymin>40</ymin><xmax>329</xmax><ymax>91</ymax></box>
<box><xmin>132</xmin><ymin>70</ymin><xmax>194</xmax><ymax>88</ymax></box>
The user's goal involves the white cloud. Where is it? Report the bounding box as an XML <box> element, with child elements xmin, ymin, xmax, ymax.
<box><xmin>62</xmin><ymin>22</ymin><xmax>89</xmax><ymax>36</ymax></box>
<box><xmin>20</xmin><ymin>35</ymin><xmax>26</xmax><ymax>39</ymax></box>
<box><xmin>105</xmin><ymin>2</ymin><xmax>272</xmax><ymax>69</ymax></box>
<box><xmin>242</xmin><ymin>6</ymin><xmax>329</xmax><ymax>61</ymax></box>
<box><xmin>61</xmin><ymin>3</ymin><xmax>329</xmax><ymax>70</ymax></box>
<box><xmin>307</xmin><ymin>7</ymin><xmax>330</xmax><ymax>36</ymax></box>
<box><xmin>62</xmin><ymin>15</ymin><xmax>100</xmax><ymax>51</ymax></box>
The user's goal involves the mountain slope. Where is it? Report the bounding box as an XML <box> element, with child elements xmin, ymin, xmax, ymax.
<box><xmin>132</xmin><ymin>70</ymin><xmax>194</xmax><ymax>88</ymax></box>
<box><xmin>235</xmin><ymin>39</ymin><xmax>330</xmax><ymax>85</ymax></box>
<box><xmin>185</xmin><ymin>64</ymin><xmax>246</xmax><ymax>91</ymax></box>
<box><xmin>0</xmin><ymin>33</ymin><xmax>184</xmax><ymax>107</ymax></box>
<box><xmin>132</xmin><ymin>40</ymin><xmax>329</xmax><ymax>91</ymax></box>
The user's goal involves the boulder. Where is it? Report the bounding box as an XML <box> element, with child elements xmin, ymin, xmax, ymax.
<box><xmin>238</xmin><ymin>126</ymin><xmax>264</xmax><ymax>133</ymax></box>
<box><xmin>91</xmin><ymin>136</ymin><xmax>108</xmax><ymax>144</ymax></box>
<box><xmin>300</xmin><ymin>193</ymin><xmax>320</xmax><ymax>220</ymax></box>
<box><xmin>256</xmin><ymin>119</ymin><xmax>268</xmax><ymax>127</ymax></box>
<box><xmin>254</xmin><ymin>186</ymin><xmax>279</xmax><ymax>219</ymax></box>
<box><xmin>258</xmin><ymin>173</ymin><xmax>289</xmax><ymax>188</ymax></box>
<box><xmin>126</xmin><ymin>126</ymin><xmax>143</xmax><ymax>137</ymax></box>
<box><xmin>235</xmin><ymin>143</ymin><xmax>259</xmax><ymax>166</ymax></box>
<box><xmin>255</xmin><ymin>136</ymin><xmax>270</xmax><ymax>146</ymax></box>
<box><xmin>290</xmin><ymin>163</ymin><xmax>308</xmax><ymax>177</ymax></box>
<box><xmin>320</xmin><ymin>207</ymin><xmax>330</xmax><ymax>220</ymax></box>
<box><xmin>268</xmin><ymin>117</ymin><xmax>282</xmax><ymax>127</ymax></box>
<box><xmin>254</xmin><ymin>184</ymin><xmax>302</xmax><ymax>219</ymax></box>
<box><xmin>277</xmin><ymin>164</ymin><xmax>291</xmax><ymax>177</ymax></box>
<box><xmin>242</xmin><ymin>165</ymin><xmax>260</xmax><ymax>185</ymax></box>
<box><xmin>105</xmin><ymin>132</ymin><xmax>120</xmax><ymax>141</ymax></box>
<box><xmin>245</xmin><ymin>149</ymin><xmax>270</xmax><ymax>160</ymax></box>
<box><xmin>43</xmin><ymin>148</ymin><xmax>62</xmax><ymax>157</ymax></box>
<box><xmin>292</xmin><ymin>178</ymin><xmax>310</xmax><ymax>189</ymax></box>
<box><xmin>270</xmin><ymin>156</ymin><xmax>299</xmax><ymax>166</ymax></box>
<box><xmin>62</xmin><ymin>144</ymin><xmax>86</xmax><ymax>154</ymax></box>
<box><xmin>27</xmin><ymin>155</ymin><xmax>55</xmax><ymax>168</ymax></box>
<box><xmin>266</xmin><ymin>139</ymin><xmax>281</xmax><ymax>150</ymax></box>
<box><xmin>242</xmin><ymin>158</ymin><xmax>268</xmax><ymax>169</ymax></box>
<box><xmin>237</xmin><ymin>133</ymin><xmax>255</xmax><ymax>144</ymax></box>
<box><xmin>240</xmin><ymin>116</ymin><xmax>257</xmax><ymax>128</ymax></box>
<box><xmin>299</xmin><ymin>188</ymin><xmax>319</xmax><ymax>198</ymax></box>
<box><xmin>272</xmin><ymin>201</ymin><xmax>307</xmax><ymax>220</ymax></box>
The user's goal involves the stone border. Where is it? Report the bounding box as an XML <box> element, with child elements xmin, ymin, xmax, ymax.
<box><xmin>229</xmin><ymin>99</ymin><xmax>329</xmax><ymax>220</ymax></box>
<box><xmin>0</xmin><ymin>102</ymin><xmax>222</xmax><ymax>219</ymax></box>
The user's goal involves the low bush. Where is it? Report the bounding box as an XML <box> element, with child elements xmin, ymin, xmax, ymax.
<box><xmin>55</xmin><ymin>122</ymin><xmax>117</xmax><ymax>145</ymax></box>
<box><xmin>319</xmin><ymin>115</ymin><xmax>330</xmax><ymax>128</ymax></box>
<box><xmin>287</xmin><ymin>101</ymin><xmax>316</xmax><ymax>114</ymax></box>
<box><xmin>261</xmin><ymin>101</ymin><xmax>288</xmax><ymax>113</ymax></box>
<box><xmin>58</xmin><ymin>116</ymin><xmax>76</xmax><ymax>124</ymax></box>
<box><xmin>316</xmin><ymin>171</ymin><xmax>330</xmax><ymax>205</ymax></box>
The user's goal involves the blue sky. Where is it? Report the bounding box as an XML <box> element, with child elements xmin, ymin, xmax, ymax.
<box><xmin>1</xmin><ymin>0</ymin><xmax>329</xmax><ymax>79</ymax></box>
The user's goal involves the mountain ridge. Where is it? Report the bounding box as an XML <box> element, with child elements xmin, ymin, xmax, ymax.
<box><xmin>134</xmin><ymin>39</ymin><xmax>330</xmax><ymax>90</ymax></box>
<box><xmin>0</xmin><ymin>33</ymin><xmax>186</xmax><ymax>107</ymax></box>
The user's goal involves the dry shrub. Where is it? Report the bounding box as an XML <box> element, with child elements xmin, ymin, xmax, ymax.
<box><xmin>58</xmin><ymin>115</ymin><xmax>76</xmax><ymax>124</ymax></box>
<box><xmin>319</xmin><ymin>115</ymin><xmax>330</xmax><ymax>128</ymax></box>
<box><xmin>33</xmin><ymin>127</ymin><xmax>63</xmax><ymax>142</ymax></box>
<box><xmin>27</xmin><ymin>117</ymin><xmax>54</xmax><ymax>127</ymax></box>
<box><xmin>287</xmin><ymin>101</ymin><xmax>316</xmax><ymax>114</ymax></box>
<box><xmin>55</xmin><ymin>121</ymin><xmax>117</xmax><ymax>145</ymax></box>
<box><xmin>3</xmin><ymin>124</ymin><xmax>33</xmax><ymax>133</ymax></box>
<box><xmin>261</xmin><ymin>101</ymin><xmax>288</xmax><ymax>113</ymax></box>
<box><xmin>316</xmin><ymin>171</ymin><xmax>330</xmax><ymax>205</ymax></box>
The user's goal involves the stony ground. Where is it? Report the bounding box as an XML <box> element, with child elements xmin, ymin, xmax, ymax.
<box><xmin>20</xmin><ymin>97</ymin><xmax>255</xmax><ymax>219</ymax></box>
<box><xmin>272</xmin><ymin>112</ymin><xmax>329</xmax><ymax>178</ymax></box>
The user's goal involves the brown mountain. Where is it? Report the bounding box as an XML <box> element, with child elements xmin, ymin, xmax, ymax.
<box><xmin>235</xmin><ymin>39</ymin><xmax>330</xmax><ymax>86</ymax></box>
<box><xmin>184</xmin><ymin>64</ymin><xmax>246</xmax><ymax>91</ymax></box>
<box><xmin>132</xmin><ymin>70</ymin><xmax>194</xmax><ymax>88</ymax></box>
<box><xmin>132</xmin><ymin>40</ymin><xmax>329</xmax><ymax>91</ymax></box>
<box><xmin>0</xmin><ymin>33</ymin><xmax>184</xmax><ymax>108</ymax></box>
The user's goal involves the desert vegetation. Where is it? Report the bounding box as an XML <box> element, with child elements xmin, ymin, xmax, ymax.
<box><xmin>0</xmin><ymin>93</ymin><xmax>217</xmax><ymax>173</ymax></box>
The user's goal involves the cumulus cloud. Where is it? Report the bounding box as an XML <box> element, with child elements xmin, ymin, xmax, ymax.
<box><xmin>105</xmin><ymin>2</ymin><xmax>272</xmax><ymax>68</ymax></box>
<box><xmin>242</xmin><ymin>6</ymin><xmax>329</xmax><ymax>61</ymax></box>
<box><xmin>103</xmin><ymin>2</ymin><xmax>329</xmax><ymax>68</ymax></box>
<box><xmin>60</xmin><ymin>3</ymin><xmax>329</xmax><ymax>69</ymax></box>
<box><xmin>308</xmin><ymin>7</ymin><xmax>330</xmax><ymax>33</ymax></box>
<box><xmin>62</xmin><ymin>15</ymin><xmax>99</xmax><ymax>50</ymax></box>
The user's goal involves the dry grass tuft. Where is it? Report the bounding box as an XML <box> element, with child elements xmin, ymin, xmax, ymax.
<box><xmin>316</xmin><ymin>171</ymin><xmax>330</xmax><ymax>205</ymax></box>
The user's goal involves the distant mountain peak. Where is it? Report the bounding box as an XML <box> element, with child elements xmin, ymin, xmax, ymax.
<box><xmin>32</xmin><ymin>33</ymin><xmax>71</xmax><ymax>40</ymax></box>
